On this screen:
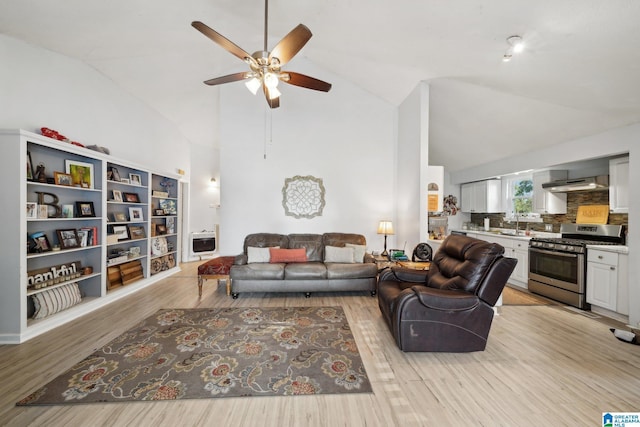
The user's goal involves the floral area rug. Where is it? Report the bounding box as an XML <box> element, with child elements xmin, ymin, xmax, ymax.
<box><xmin>18</xmin><ymin>306</ymin><xmax>372</xmax><ymax>405</ymax></box>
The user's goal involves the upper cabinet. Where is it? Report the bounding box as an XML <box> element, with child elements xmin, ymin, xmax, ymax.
<box><xmin>532</xmin><ymin>170</ymin><xmax>567</xmax><ymax>214</ymax></box>
<box><xmin>609</xmin><ymin>156</ymin><xmax>629</xmax><ymax>214</ymax></box>
<box><xmin>460</xmin><ymin>179</ymin><xmax>502</xmax><ymax>213</ymax></box>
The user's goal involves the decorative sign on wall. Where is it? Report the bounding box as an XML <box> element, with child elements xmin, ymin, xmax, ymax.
<box><xmin>282</xmin><ymin>175</ymin><xmax>326</xmax><ymax>219</ymax></box>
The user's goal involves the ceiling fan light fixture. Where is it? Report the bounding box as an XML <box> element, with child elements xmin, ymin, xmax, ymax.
<box><xmin>245</xmin><ymin>77</ymin><xmax>261</xmax><ymax>95</ymax></box>
<box><xmin>268</xmin><ymin>86</ymin><xmax>281</xmax><ymax>100</ymax></box>
<box><xmin>263</xmin><ymin>72</ymin><xmax>279</xmax><ymax>89</ymax></box>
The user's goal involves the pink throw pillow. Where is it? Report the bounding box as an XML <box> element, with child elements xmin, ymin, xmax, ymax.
<box><xmin>269</xmin><ymin>248</ymin><xmax>308</xmax><ymax>263</ymax></box>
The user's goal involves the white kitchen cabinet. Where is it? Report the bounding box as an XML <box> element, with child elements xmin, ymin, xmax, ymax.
<box><xmin>475</xmin><ymin>233</ymin><xmax>529</xmax><ymax>289</ymax></box>
<box><xmin>609</xmin><ymin>156</ymin><xmax>629</xmax><ymax>214</ymax></box>
<box><xmin>532</xmin><ymin>170</ymin><xmax>567</xmax><ymax>214</ymax></box>
<box><xmin>460</xmin><ymin>179</ymin><xmax>502</xmax><ymax>213</ymax></box>
<box><xmin>586</xmin><ymin>249</ymin><xmax>618</xmax><ymax>311</ymax></box>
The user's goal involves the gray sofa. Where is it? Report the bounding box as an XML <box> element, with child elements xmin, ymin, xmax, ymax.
<box><xmin>229</xmin><ymin>232</ymin><xmax>378</xmax><ymax>298</ymax></box>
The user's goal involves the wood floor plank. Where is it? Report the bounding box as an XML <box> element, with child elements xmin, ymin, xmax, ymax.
<box><xmin>1</xmin><ymin>261</ymin><xmax>639</xmax><ymax>426</ymax></box>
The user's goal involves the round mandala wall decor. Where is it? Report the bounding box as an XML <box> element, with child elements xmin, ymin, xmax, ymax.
<box><xmin>282</xmin><ymin>175</ymin><xmax>326</xmax><ymax>219</ymax></box>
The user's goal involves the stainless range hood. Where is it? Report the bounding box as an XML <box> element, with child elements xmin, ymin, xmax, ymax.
<box><xmin>542</xmin><ymin>175</ymin><xmax>609</xmax><ymax>192</ymax></box>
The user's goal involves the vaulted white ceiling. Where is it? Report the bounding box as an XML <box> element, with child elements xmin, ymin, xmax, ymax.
<box><xmin>2</xmin><ymin>0</ymin><xmax>639</xmax><ymax>171</ymax></box>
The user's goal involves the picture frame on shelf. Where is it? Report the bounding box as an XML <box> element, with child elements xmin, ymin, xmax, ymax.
<box><xmin>114</xmin><ymin>212</ymin><xmax>127</xmax><ymax>222</ymax></box>
<box><xmin>128</xmin><ymin>207</ymin><xmax>144</xmax><ymax>221</ymax></box>
<box><xmin>77</xmin><ymin>229</ymin><xmax>89</xmax><ymax>247</ymax></box>
<box><xmin>56</xmin><ymin>229</ymin><xmax>80</xmax><ymax>249</ymax></box>
<box><xmin>27</xmin><ymin>151</ymin><xmax>35</xmax><ymax>181</ymax></box>
<box><xmin>152</xmin><ymin>190</ymin><xmax>169</xmax><ymax>198</ymax></box>
<box><xmin>54</xmin><ymin>172</ymin><xmax>73</xmax><ymax>186</ymax></box>
<box><xmin>62</xmin><ymin>204</ymin><xmax>74</xmax><ymax>218</ymax></box>
<box><xmin>122</xmin><ymin>192</ymin><xmax>140</xmax><ymax>203</ymax></box>
<box><xmin>26</xmin><ymin>202</ymin><xmax>38</xmax><ymax>219</ymax></box>
<box><xmin>109</xmin><ymin>166</ymin><xmax>121</xmax><ymax>182</ymax></box>
<box><xmin>156</xmin><ymin>224</ymin><xmax>167</xmax><ymax>235</ymax></box>
<box><xmin>129</xmin><ymin>173</ymin><xmax>142</xmax><ymax>186</ymax></box>
<box><xmin>158</xmin><ymin>199</ymin><xmax>177</xmax><ymax>215</ymax></box>
<box><xmin>120</xmin><ymin>178</ymin><xmax>130</xmax><ymax>184</ymax></box>
<box><xmin>112</xmin><ymin>225</ymin><xmax>129</xmax><ymax>241</ymax></box>
<box><xmin>65</xmin><ymin>160</ymin><xmax>94</xmax><ymax>189</ymax></box>
<box><xmin>75</xmin><ymin>201</ymin><xmax>95</xmax><ymax>217</ymax></box>
<box><xmin>128</xmin><ymin>225</ymin><xmax>146</xmax><ymax>240</ymax></box>
<box><xmin>29</xmin><ymin>231</ymin><xmax>51</xmax><ymax>252</ymax></box>
<box><xmin>166</xmin><ymin>216</ymin><xmax>175</xmax><ymax>234</ymax></box>
<box><xmin>154</xmin><ymin>209</ymin><xmax>165</xmax><ymax>216</ymax></box>
<box><xmin>112</xmin><ymin>190</ymin><xmax>123</xmax><ymax>202</ymax></box>
<box><xmin>129</xmin><ymin>246</ymin><xmax>141</xmax><ymax>257</ymax></box>
<box><xmin>37</xmin><ymin>204</ymin><xmax>49</xmax><ymax>219</ymax></box>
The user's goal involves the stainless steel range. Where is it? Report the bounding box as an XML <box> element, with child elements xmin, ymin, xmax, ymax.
<box><xmin>528</xmin><ymin>223</ymin><xmax>625</xmax><ymax>309</ymax></box>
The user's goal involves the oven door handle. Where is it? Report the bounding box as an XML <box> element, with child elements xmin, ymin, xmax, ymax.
<box><xmin>529</xmin><ymin>248</ymin><xmax>579</xmax><ymax>258</ymax></box>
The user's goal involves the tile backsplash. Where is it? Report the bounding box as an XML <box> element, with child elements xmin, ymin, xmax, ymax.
<box><xmin>470</xmin><ymin>190</ymin><xmax>627</xmax><ymax>234</ymax></box>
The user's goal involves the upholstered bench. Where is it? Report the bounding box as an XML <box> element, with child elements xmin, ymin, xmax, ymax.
<box><xmin>197</xmin><ymin>256</ymin><xmax>235</xmax><ymax>297</ymax></box>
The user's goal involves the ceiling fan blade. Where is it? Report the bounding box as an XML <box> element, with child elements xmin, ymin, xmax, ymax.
<box><xmin>192</xmin><ymin>21</ymin><xmax>253</xmax><ymax>63</ymax></box>
<box><xmin>281</xmin><ymin>72</ymin><xmax>332</xmax><ymax>92</ymax></box>
<box><xmin>203</xmin><ymin>72</ymin><xmax>249</xmax><ymax>86</ymax></box>
<box><xmin>263</xmin><ymin>85</ymin><xmax>280</xmax><ymax>109</ymax></box>
<box><xmin>268</xmin><ymin>24</ymin><xmax>312</xmax><ymax>67</ymax></box>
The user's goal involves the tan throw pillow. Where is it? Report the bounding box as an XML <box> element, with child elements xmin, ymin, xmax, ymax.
<box><xmin>324</xmin><ymin>245</ymin><xmax>355</xmax><ymax>263</ymax></box>
<box><xmin>345</xmin><ymin>243</ymin><xmax>366</xmax><ymax>263</ymax></box>
<box><xmin>32</xmin><ymin>282</ymin><xmax>82</xmax><ymax>319</ymax></box>
<box><xmin>247</xmin><ymin>246</ymin><xmax>278</xmax><ymax>263</ymax></box>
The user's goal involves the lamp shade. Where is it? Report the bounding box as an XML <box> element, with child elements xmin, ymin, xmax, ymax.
<box><xmin>377</xmin><ymin>220</ymin><xmax>394</xmax><ymax>235</ymax></box>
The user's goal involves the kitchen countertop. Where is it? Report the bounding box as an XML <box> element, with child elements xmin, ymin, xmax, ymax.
<box><xmin>586</xmin><ymin>244</ymin><xmax>629</xmax><ymax>254</ymax></box>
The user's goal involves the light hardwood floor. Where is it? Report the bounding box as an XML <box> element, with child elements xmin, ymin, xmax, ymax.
<box><xmin>1</xmin><ymin>262</ymin><xmax>639</xmax><ymax>426</ymax></box>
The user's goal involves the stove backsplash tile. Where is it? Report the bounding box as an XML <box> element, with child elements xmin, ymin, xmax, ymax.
<box><xmin>470</xmin><ymin>191</ymin><xmax>628</xmax><ymax>234</ymax></box>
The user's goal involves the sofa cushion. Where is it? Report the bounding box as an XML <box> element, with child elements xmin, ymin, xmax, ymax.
<box><xmin>243</xmin><ymin>233</ymin><xmax>289</xmax><ymax>254</ymax></box>
<box><xmin>288</xmin><ymin>234</ymin><xmax>324</xmax><ymax>262</ymax></box>
<box><xmin>326</xmin><ymin>262</ymin><xmax>377</xmax><ymax>279</ymax></box>
<box><xmin>322</xmin><ymin>233</ymin><xmax>366</xmax><ymax>248</ymax></box>
<box><xmin>345</xmin><ymin>243</ymin><xmax>366</xmax><ymax>263</ymax></box>
<box><xmin>325</xmin><ymin>246</ymin><xmax>355</xmax><ymax>263</ymax></box>
<box><xmin>230</xmin><ymin>263</ymin><xmax>285</xmax><ymax>280</ymax></box>
<box><xmin>269</xmin><ymin>248</ymin><xmax>308</xmax><ymax>263</ymax></box>
<box><xmin>247</xmin><ymin>246</ymin><xmax>277</xmax><ymax>263</ymax></box>
<box><xmin>284</xmin><ymin>262</ymin><xmax>327</xmax><ymax>280</ymax></box>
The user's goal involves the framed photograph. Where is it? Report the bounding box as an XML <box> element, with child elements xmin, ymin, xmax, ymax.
<box><xmin>77</xmin><ymin>229</ymin><xmax>89</xmax><ymax>247</ymax></box>
<box><xmin>109</xmin><ymin>166</ymin><xmax>121</xmax><ymax>182</ymax></box>
<box><xmin>30</xmin><ymin>231</ymin><xmax>51</xmax><ymax>252</ymax></box>
<box><xmin>129</xmin><ymin>173</ymin><xmax>142</xmax><ymax>186</ymax></box>
<box><xmin>54</xmin><ymin>172</ymin><xmax>73</xmax><ymax>186</ymax></box>
<box><xmin>128</xmin><ymin>207</ymin><xmax>144</xmax><ymax>221</ymax></box>
<box><xmin>128</xmin><ymin>225</ymin><xmax>146</xmax><ymax>240</ymax></box>
<box><xmin>27</xmin><ymin>151</ymin><xmax>35</xmax><ymax>181</ymax></box>
<box><xmin>159</xmin><ymin>199</ymin><xmax>177</xmax><ymax>215</ymax></box>
<box><xmin>56</xmin><ymin>229</ymin><xmax>80</xmax><ymax>249</ymax></box>
<box><xmin>166</xmin><ymin>216</ymin><xmax>176</xmax><ymax>234</ymax></box>
<box><xmin>120</xmin><ymin>178</ymin><xmax>131</xmax><ymax>184</ymax></box>
<box><xmin>112</xmin><ymin>190</ymin><xmax>123</xmax><ymax>202</ymax></box>
<box><xmin>75</xmin><ymin>201</ymin><xmax>95</xmax><ymax>217</ymax></box>
<box><xmin>154</xmin><ymin>209</ymin><xmax>165</xmax><ymax>216</ymax></box>
<box><xmin>123</xmin><ymin>192</ymin><xmax>140</xmax><ymax>203</ymax></box>
<box><xmin>65</xmin><ymin>160</ymin><xmax>95</xmax><ymax>189</ymax></box>
<box><xmin>112</xmin><ymin>225</ymin><xmax>129</xmax><ymax>241</ymax></box>
<box><xmin>62</xmin><ymin>204</ymin><xmax>74</xmax><ymax>218</ymax></box>
<box><xmin>26</xmin><ymin>202</ymin><xmax>38</xmax><ymax>219</ymax></box>
<box><xmin>156</xmin><ymin>224</ymin><xmax>167</xmax><ymax>235</ymax></box>
<box><xmin>38</xmin><ymin>205</ymin><xmax>49</xmax><ymax>219</ymax></box>
<box><xmin>114</xmin><ymin>212</ymin><xmax>127</xmax><ymax>222</ymax></box>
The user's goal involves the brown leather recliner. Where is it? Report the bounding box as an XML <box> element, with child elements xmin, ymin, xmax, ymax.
<box><xmin>377</xmin><ymin>234</ymin><xmax>517</xmax><ymax>352</ymax></box>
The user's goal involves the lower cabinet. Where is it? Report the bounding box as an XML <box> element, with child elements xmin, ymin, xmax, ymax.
<box><xmin>469</xmin><ymin>233</ymin><xmax>529</xmax><ymax>289</ymax></box>
<box><xmin>587</xmin><ymin>250</ymin><xmax>628</xmax><ymax>315</ymax></box>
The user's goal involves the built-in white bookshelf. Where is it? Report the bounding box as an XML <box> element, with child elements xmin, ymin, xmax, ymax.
<box><xmin>0</xmin><ymin>129</ymin><xmax>182</xmax><ymax>344</ymax></box>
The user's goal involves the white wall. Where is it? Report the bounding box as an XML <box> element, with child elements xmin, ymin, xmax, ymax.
<box><xmin>218</xmin><ymin>59</ymin><xmax>396</xmax><ymax>255</ymax></box>
<box><xmin>449</xmin><ymin>123</ymin><xmax>639</xmax><ymax>326</ymax></box>
<box><xmin>0</xmin><ymin>35</ymin><xmax>190</xmax><ymax>175</ymax></box>
<box><xmin>396</xmin><ymin>82</ymin><xmax>430</xmax><ymax>253</ymax></box>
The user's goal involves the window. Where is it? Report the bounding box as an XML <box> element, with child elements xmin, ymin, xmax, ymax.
<box><xmin>508</xmin><ymin>175</ymin><xmax>533</xmax><ymax>215</ymax></box>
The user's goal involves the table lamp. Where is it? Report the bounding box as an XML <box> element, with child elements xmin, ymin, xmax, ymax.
<box><xmin>377</xmin><ymin>220</ymin><xmax>394</xmax><ymax>256</ymax></box>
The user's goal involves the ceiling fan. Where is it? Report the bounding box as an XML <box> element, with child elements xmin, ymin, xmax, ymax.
<box><xmin>192</xmin><ymin>0</ymin><xmax>332</xmax><ymax>108</ymax></box>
